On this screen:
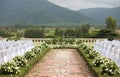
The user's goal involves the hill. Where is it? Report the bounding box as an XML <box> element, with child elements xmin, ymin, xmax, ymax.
<box><xmin>79</xmin><ymin>7</ymin><xmax>120</xmax><ymax>24</ymax></box>
<box><xmin>0</xmin><ymin>0</ymin><xmax>96</xmax><ymax>25</ymax></box>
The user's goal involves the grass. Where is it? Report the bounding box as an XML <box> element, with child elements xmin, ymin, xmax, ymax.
<box><xmin>45</xmin><ymin>28</ymin><xmax>55</xmax><ymax>36</ymax></box>
<box><xmin>0</xmin><ymin>48</ymin><xmax>50</xmax><ymax>77</ymax></box>
<box><xmin>77</xmin><ymin>48</ymin><xmax>120</xmax><ymax>77</ymax></box>
<box><xmin>45</xmin><ymin>30</ymin><xmax>55</xmax><ymax>37</ymax></box>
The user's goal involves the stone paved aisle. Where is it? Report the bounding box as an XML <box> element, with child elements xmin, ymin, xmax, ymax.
<box><xmin>26</xmin><ymin>49</ymin><xmax>94</xmax><ymax>77</ymax></box>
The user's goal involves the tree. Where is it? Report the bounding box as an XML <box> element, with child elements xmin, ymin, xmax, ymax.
<box><xmin>54</xmin><ymin>28</ymin><xmax>64</xmax><ymax>36</ymax></box>
<box><xmin>54</xmin><ymin>28</ymin><xmax>59</xmax><ymax>35</ymax></box>
<box><xmin>96</xmin><ymin>29</ymin><xmax>118</xmax><ymax>40</ymax></box>
<box><xmin>106</xmin><ymin>16</ymin><xmax>117</xmax><ymax>30</ymax></box>
<box><xmin>0</xmin><ymin>28</ymin><xmax>12</xmax><ymax>37</ymax></box>
<box><xmin>81</xmin><ymin>24</ymin><xmax>90</xmax><ymax>33</ymax></box>
<box><xmin>64</xmin><ymin>24</ymin><xmax>90</xmax><ymax>38</ymax></box>
<box><xmin>24</xmin><ymin>28</ymin><xmax>44</xmax><ymax>38</ymax></box>
<box><xmin>16</xmin><ymin>32</ymin><xmax>23</xmax><ymax>38</ymax></box>
<box><xmin>64</xmin><ymin>29</ymin><xmax>75</xmax><ymax>37</ymax></box>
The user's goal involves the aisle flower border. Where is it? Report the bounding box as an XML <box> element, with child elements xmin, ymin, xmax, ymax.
<box><xmin>0</xmin><ymin>39</ymin><xmax>120</xmax><ymax>77</ymax></box>
<box><xmin>0</xmin><ymin>43</ymin><xmax>50</xmax><ymax>77</ymax></box>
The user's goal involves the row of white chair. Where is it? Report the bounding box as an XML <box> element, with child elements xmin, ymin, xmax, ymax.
<box><xmin>94</xmin><ymin>40</ymin><xmax>120</xmax><ymax>67</ymax></box>
<box><xmin>0</xmin><ymin>40</ymin><xmax>34</xmax><ymax>65</ymax></box>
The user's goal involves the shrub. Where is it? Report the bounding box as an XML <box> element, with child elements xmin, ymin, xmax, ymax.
<box><xmin>40</xmin><ymin>43</ymin><xmax>48</xmax><ymax>50</ymax></box>
<box><xmin>13</xmin><ymin>56</ymin><xmax>27</xmax><ymax>67</ymax></box>
<box><xmin>80</xmin><ymin>43</ymin><xmax>84</xmax><ymax>47</ymax></box>
<box><xmin>32</xmin><ymin>47</ymin><xmax>41</xmax><ymax>54</ymax></box>
<box><xmin>24</xmin><ymin>28</ymin><xmax>44</xmax><ymax>38</ymax></box>
<box><xmin>92</xmin><ymin>56</ymin><xmax>106</xmax><ymax>67</ymax></box>
<box><xmin>0</xmin><ymin>62</ymin><xmax>20</xmax><ymax>74</ymax></box>
<box><xmin>100</xmin><ymin>61</ymin><xmax>118</xmax><ymax>75</ymax></box>
<box><xmin>76</xmin><ymin>40</ymin><xmax>83</xmax><ymax>44</ymax></box>
<box><xmin>24</xmin><ymin>51</ymin><xmax>36</xmax><ymax>60</ymax></box>
<box><xmin>85</xmin><ymin>48</ymin><xmax>93</xmax><ymax>54</ymax></box>
<box><xmin>87</xmin><ymin>50</ymin><xmax>99</xmax><ymax>59</ymax></box>
<box><xmin>45</xmin><ymin>40</ymin><xmax>51</xmax><ymax>44</ymax></box>
<box><xmin>83</xmin><ymin>45</ymin><xmax>87</xmax><ymax>50</ymax></box>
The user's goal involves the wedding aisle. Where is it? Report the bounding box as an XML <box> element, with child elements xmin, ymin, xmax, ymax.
<box><xmin>26</xmin><ymin>49</ymin><xmax>94</xmax><ymax>77</ymax></box>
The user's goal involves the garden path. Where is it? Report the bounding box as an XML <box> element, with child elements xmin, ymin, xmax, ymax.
<box><xmin>26</xmin><ymin>49</ymin><xmax>94</xmax><ymax>77</ymax></box>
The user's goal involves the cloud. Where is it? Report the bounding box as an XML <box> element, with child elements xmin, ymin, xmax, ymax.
<box><xmin>47</xmin><ymin>0</ymin><xmax>120</xmax><ymax>10</ymax></box>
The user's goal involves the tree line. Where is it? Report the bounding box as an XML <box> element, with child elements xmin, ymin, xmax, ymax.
<box><xmin>54</xmin><ymin>24</ymin><xmax>90</xmax><ymax>38</ymax></box>
<box><xmin>54</xmin><ymin>16</ymin><xmax>119</xmax><ymax>40</ymax></box>
<box><xmin>0</xmin><ymin>16</ymin><xmax>119</xmax><ymax>40</ymax></box>
<box><xmin>24</xmin><ymin>28</ymin><xmax>44</xmax><ymax>38</ymax></box>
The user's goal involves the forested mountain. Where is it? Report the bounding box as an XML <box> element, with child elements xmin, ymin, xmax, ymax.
<box><xmin>0</xmin><ymin>0</ymin><xmax>96</xmax><ymax>25</ymax></box>
<box><xmin>79</xmin><ymin>7</ymin><xmax>120</xmax><ymax>24</ymax></box>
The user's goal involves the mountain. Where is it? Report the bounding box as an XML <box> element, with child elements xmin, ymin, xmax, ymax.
<box><xmin>79</xmin><ymin>7</ymin><xmax>120</xmax><ymax>24</ymax></box>
<box><xmin>0</xmin><ymin>0</ymin><xmax>96</xmax><ymax>25</ymax></box>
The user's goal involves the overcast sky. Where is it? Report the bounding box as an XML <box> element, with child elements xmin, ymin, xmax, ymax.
<box><xmin>48</xmin><ymin>0</ymin><xmax>120</xmax><ymax>10</ymax></box>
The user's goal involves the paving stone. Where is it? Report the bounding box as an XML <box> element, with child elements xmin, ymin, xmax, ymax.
<box><xmin>26</xmin><ymin>49</ymin><xmax>94</xmax><ymax>77</ymax></box>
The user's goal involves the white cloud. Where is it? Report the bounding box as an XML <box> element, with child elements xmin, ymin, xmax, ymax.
<box><xmin>47</xmin><ymin>0</ymin><xmax>120</xmax><ymax>10</ymax></box>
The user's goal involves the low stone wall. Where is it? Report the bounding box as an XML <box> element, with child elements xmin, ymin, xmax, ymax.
<box><xmin>21</xmin><ymin>38</ymin><xmax>107</xmax><ymax>46</ymax></box>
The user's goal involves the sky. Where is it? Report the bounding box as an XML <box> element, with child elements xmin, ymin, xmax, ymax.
<box><xmin>48</xmin><ymin>0</ymin><xmax>120</xmax><ymax>10</ymax></box>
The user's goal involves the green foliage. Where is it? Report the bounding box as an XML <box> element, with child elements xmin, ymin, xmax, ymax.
<box><xmin>80</xmin><ymin>24</ymin><xmax>90</xmax><ymax>33</ymax></box>
<box><xmin>67</xmin><ymin>38</ymin><xmax>75</xmax><ymax>44</ymax></box>
<box><xmin>54</xmin><ymin>24</ymin><xmax>91</xmax><ymax>38</ymax></box>
<box><xmin>106</xmin><ymin>16</ymin><xmax>117</xmax><ymax>30</ymax></box>
<box><xmin>40</xmin><ymin>43</ymin><xmax>48</xmax><ymax>50</ymax></box>
<box><xmin>0</xmin><ymin>62</ymin><xmax>20</xmax><ymax>74</ymax></box>
<box><xmin>24</xmin><ymin>51</ymin><xmax>36</xmax><ymax>60</ymax></box>
<box><xmin>92</xmin><ymin>56</ymin><xmax>108</xmax><ymax>67</ymax></box>
<box><xmin>45</xmin><ymin>40</ymin><xmax>52</xmax><ymax>44</ymax></box>
<box><xmin>16</xmin><ymin>32</ymin><xmax>23</xmax><ymax>38</ymax></box>
<box><xmin>0</xmin><ymin>44</ymin><xmax>49</xmax><ymax>77</ymax></box>
<box><xmin>76</xmin><ymin>40</ymin><xmax>83</xmax><ymax>44</ymax></box>
<box><xmin>54</xmin><ymin>28</ymin><xmax>64</xmax><ymax>36</ymax></box>
<box><xmin>85</xmin><ymin>47</ymin><xmax>92</xmax><ymax>54</ymax></box>
<box><xmin>96</xmin><ymin>29</ymin><xmax>118</xmax><ymax>39</ymax></box>
<box><xmin>82</xmin><ymin>45</ymin><xmax>88</xmax><ymax>50</ymax></box>
<box><xmin>64</xmin><ymin>26</ymin><xmax>90</xmax><ymax>38</ymax></box>
<box><xmin>0</xmin><ymin>29</ymin><xmax>12</xmax><ymax>37</ymax></box>
<box><xmin>24</xmin><ymin>28</ymin><xmax>44</xmax><ymax>38</ymax></box>
<box><xmin>13</xmin><ymin>56</ymin><xmax>27</xmax><ymax>67</ymax></box>
<box><xmin>100</xmin><ymin>61</ymin><xmax>118</xmax><ymax>75</ymax></box>
<box><xmin>87</xmin><ymin>50</ymin><xmax>99</xmax><ymax>59</ymax></box>
<box><xmin>7</xmin><ymin>37</ymin><xmax>20</xmax><ymax>41</ymax></box>
<box><xmin>32</xmin><ymin>47</ymin><xmax>41</xmax><ymax>54</ymax></box>
<box><xmin>64</xmin><ymin>28</ymin><xmax>76</xmax><ymax>37</ymax></box>
<box><xmin>79</xmin><ymin>43</ymin><xmax>120</xmax><ymax>76</ymax></box>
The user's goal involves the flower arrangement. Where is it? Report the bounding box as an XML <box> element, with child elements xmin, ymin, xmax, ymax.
<box><xmin>80</xmin><ymin>43</ymin><xmax>120</xmax><ymax>76</ymax></box>
<box><xmin>87</xmin><ymin>50</ymin><xmax>99</xmax><ymax>59</ymax></box>
<box><xmin>100</xmin><ymin>61</ymin><xmax>118</xmax><ymax>75</ymax></box>
<box><xmin>32</xmin><ymin>47</ymin><xmax>41</xmax><ymax>54</ymax></box>
<box><xmin>13</xmin><ymin>56</ymin><xmax>27</xmax><ymax>67</ymax></box>
<box><xmin>92</xmin><ymin>56</ymin><xmax>107</xmax><ymax>67</ymax></box>
<box><xmin>0</xmin><ymin>43</ymin><xmax>49</xmax><ymax>75</ymax></box>
<box><xmin>24</xmin><ymin>51</ymin><xmax>36</xmax><ymax>60</ymax></box>
<box><xmin>0</xmin><ymin>62</ymin><xmax>20</xmax><ymax>74</ymax></box>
